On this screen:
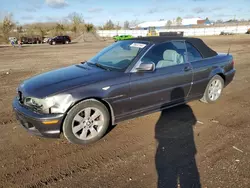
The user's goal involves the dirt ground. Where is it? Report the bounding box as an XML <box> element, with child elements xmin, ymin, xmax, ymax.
<box><xmin>0</xmin><ymin>35</ymin><xmax>249</xmax><ymax>188</ymax></box>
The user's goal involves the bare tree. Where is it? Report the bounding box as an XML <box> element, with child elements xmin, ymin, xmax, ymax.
<box><xmin>2</xmin><ymin>14</ymin><xmax>15</xmax><ymax>42</ymax></box>
<box><xmin>15</xmin><ymin>23</ymin><xmax>23</xmax><ymax>39</ymax></box>
<box><xmin>16</xmin><ymin>26</ymin><xmax>23</xmax><ymax>34</ymax></box>
<box><xmin>26</xmin><ymin>25</ymin><xmax>35</xmax><ymax>37</ymax></box>
<box><xmin>68</xmin><ymin>12</ymin><xmax>84</xmax><ymax>36</ymax></box>
<box><xmin>103</xmin><ymin>20</ymin><xmax>115</xmax><ymax>30</ymax></box>
<box><xmin>129</xmin><ymin>19</ymin><xmax>141</xmax><ymax>28</ymax></box>
<box><xmin>115</xmin><ymin>22</ymin><xmax>121</xmax><ymax>30</ymax></box>
<box><xmin>166</xmin><ymin>20</ymin><xmax>172</xmax><ymax>28</ymax></box>
<box><xmin>0</xmin><ymin>22</ymin><xmax>2</xmax><ymax>34</ymax></box>
<box><xmin>55</xmin><ymin>23</ymin><xmax>65</xmax><ymax>35</ymax></box>
<box><xmin>85</xmin><ymin>23</ymin><xmax>95</xmax><ymax>33</ymax></box>
<box><xmin>123</xmin><ymin>21</ymin><xmax>130</xmax><ymax>29</ymax></box>
<box><xmin>176</xmin><ymin>17</ymin><xmax>182</xmax><ymax>26</ymax></box>
<box><xmin>33</xmin><ymin>24</ymin><xmax>47</xmax><ymax>39</ymax></box>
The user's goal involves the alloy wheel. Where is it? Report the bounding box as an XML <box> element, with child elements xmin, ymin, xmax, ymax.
<box><xmin>72</xmin><ymin>107</ymin><xmax>104</xmax><ymax>140</ymax></box>
<box><xmin>208</xmin><ymin>79</ymin><xmax>223</xmax><ymax>101</ymax></box>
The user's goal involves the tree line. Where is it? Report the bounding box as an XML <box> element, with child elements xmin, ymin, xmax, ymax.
<box><xmin>2</xmin><ymin>13</ymin><xmax>249</xmax><ymax>43</ymax></box>
<box><xmin>0</xmin><ymin>13</ymin><xmax>138</xmax><ymax>43</ymax></box>
<box><xmin>0</xmin><ymin>13</ymin><xmax>96</xmax><ymax>43</ymax></box>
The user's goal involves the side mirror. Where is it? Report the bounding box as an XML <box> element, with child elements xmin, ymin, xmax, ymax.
<box><xmin>136</xmin><ymin>62</ymin><xmax>155</xmax><ymax>72</ymax></box>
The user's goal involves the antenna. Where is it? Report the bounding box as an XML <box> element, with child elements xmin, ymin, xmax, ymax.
<box><xmin>227</xmin><ymin>14</ymin><xmax>237</xmax><ymax>55</ymax></box>
<box><xmin>227</xmin><ymin>38</ymin><xmax>232</xmax><ymax>55</ymax></box>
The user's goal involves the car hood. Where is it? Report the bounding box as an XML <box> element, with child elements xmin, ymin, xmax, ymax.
<box><xmin>19</xmin><ymin>63</ymin><xmax>121</xmax><ymax>98</ymax></box>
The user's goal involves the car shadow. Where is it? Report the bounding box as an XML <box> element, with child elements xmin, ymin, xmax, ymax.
<box><xmin>105</xmin><ymin>124</ymin><xmax>117</xmax><ymax>135</ymax></box>
<box><xmin>68</xmin><ymin>42</ymin><xmax>78</xmax><ymax>45</ymax></box>
<box><xmin>155</xmin><ymin>88</ymin><xmax>201</xmax><ymax>188</ymax></box>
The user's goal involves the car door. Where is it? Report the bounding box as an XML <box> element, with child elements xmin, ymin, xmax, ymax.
<box><xmin>58</xmin><ymin>36</ymin><xmax>64</xmax><ymax>43</ymax></box>
<box><xmin>129</xmin><ymin>41</ymin><xmax>193</xmax><ymax>113</ymax></box>
<box><xmin>184</xmin><ymin>42</ymin><xmax>211</xmax><ymax>98</ymax></box>
<box><xmin>54</xmin><ymin>36</ymin><xmax>61</xmax><ymax>43</ymax></box>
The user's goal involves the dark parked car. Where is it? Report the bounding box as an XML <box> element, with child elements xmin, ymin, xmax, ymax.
<box><xmin>13</xmin><ymin>36</ymin><xmax>236</xmax><ymax>145</ymax></box>
<box><xmin>49</xmin><ymin>35</ymin><xmax>71</xmax><ymax>45</ymax></box>
<box><xmin>21</xmin><ymin>37</ymin><xmax>42</xmax><ymax>44</ymax></box>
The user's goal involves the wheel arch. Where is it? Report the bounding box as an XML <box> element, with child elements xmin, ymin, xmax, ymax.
<box><xmin>64</xmin><ymin>97</ymin><xmax>115</xmax><ymax>127</ymax></box>
<box><xmin>209</xmin><ymin>68</ymin><xmax>226</xmax><ymax>85</ymax></box>
<box><xmin>200</xmin><ymin>72</ymin><xmax>225</xmax><ymax>103</ymax></box>
<box><xmin>216</xmin><ymin>73</ymin><xmax>226</xmax><ymax>84</ymax></box>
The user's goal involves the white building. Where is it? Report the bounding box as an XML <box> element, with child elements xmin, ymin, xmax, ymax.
<box><xmin>134</xmin><ymin>17</ymin><xmax>206</xmax><ymax>29</ymax></box>
<box><xmin>137</xmin><ymin>20</ymin><xmax>169</xmax><ymax>29</ymax></box>
<box><xmin>182</xmin><ymin>17</ymin><xmax>204</xmax><ymax>25</ymax></box>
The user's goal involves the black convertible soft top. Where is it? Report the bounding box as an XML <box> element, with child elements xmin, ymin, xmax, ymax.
<box><xmin>131</xmin><ymin>36</ymin><xmax>218</xmax><ymax>58</ymax></box>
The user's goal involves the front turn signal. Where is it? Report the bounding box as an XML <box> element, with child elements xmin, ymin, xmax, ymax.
<box><xmin>42</xmin><ymin>120</ymin><xmax>59</xmax><ymax>125</ymax></box>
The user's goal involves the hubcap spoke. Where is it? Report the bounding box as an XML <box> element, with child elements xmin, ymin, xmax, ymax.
<box><xmin>74</xmin><ymin>114</ymin><xmax>84</xmax><ymax>122</ymax></box>
<box><xmin>93</xmin><ymin>120</ymin><xmax>104</xmax><ymax>127</ymax></box>
<box><xmin>89</xmin><ymin>127</ymin><xmax>98</xmax><ymax>137</ymax></box>
<box><xmin>211</xmin><ymin>93</ymin><xmax>214</xmax><ymax>100</ymax></box>
<box><xmin>91</xmin><ymin>110</ymin><xmax>101</xmax><ymax>120</ymax></box>
<box><xmin>80</xmin><ymin>128</ymin><xmax>88</xmax><ymax>139</ymax></box>
<box><xmin>73</xmin><ymin>124</ymin><xmax>83</xmax><ymax>134</ymax></box>
<box><xmin>84</xmin><ymin>108</ymin><xmax>91</xmax><ymax>119</ymax></box>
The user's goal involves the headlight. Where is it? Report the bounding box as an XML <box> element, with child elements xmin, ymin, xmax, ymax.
<box><xmin>24</xmin><ymin>94</ymin><xmax>73</xmax><ymax>114</ymax></box>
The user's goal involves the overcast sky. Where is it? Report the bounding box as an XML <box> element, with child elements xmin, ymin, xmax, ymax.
<box><xmin>1</xmin><ymin>0</ymin><xmax>250</xmax><ymax>25</ymax></box>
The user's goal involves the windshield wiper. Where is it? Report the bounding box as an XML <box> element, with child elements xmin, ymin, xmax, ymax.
<box><xmin>81</xmin><ymin>61</ymin><xmax>93</xmax><ymax>65</ymax></box>
<box><xmin>84</xmin><ymin>61</ymin><xmax>110</xmax><ymax>71</ymax></box>
<box><xmin>95</xmin><ymin>63</ymin><xmax>111</xmax><ymax>71</ymax></box>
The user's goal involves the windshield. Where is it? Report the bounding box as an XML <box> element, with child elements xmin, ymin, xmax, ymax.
<box><xmin>88</xmin><ymin>40</ymin><xmax>148</xmax><ymax>71</ymax></box>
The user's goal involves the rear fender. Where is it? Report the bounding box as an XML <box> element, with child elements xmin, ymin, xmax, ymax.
<box><xmin>208</xmin><ymin>67</ymin><xmax>225</xmax><ymax>80</ymax></box>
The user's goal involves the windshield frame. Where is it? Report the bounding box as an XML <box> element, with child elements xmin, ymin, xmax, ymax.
<box><xmin>88</xmin><ymin>40</ymin><xmax>151</xmax><ymax>72</ymax></box>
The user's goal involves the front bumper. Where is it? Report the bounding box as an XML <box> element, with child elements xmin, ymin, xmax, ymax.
<box><xmin>12</xmin><ymin>98</ymin><xmax>64</xmax><ymax>138</ymax></box>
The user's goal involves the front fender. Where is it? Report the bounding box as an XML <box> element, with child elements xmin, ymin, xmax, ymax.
<box><xmin>65</xmin><ymin>97</ymin><xmax>116</xmax><ymax>125</ymax></box>
<box><xmin>62</xmin><ymin>78</ymin><xmax>130</xmax><ymax>124</ymax></box>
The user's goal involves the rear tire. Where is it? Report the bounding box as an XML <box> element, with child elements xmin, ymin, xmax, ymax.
<box><xmin>200</xmin><ymin>75</ymin><xmax>224</xmax><ymax>103</ymax></box>
<box><xmin>65</xmin><ymin>40</ymin><xmax>69</xmax><ymax>44</ymax></box>
<box><xmin>63</xmin><ymin>99</ymin><xmax>110</xmax><ymax>145</ymax></box>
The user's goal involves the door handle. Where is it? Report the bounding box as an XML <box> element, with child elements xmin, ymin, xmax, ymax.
<box><xmin>184</xmin><ymin>66</ymin><xmax>192</xmax><ymax>72</ymax></box>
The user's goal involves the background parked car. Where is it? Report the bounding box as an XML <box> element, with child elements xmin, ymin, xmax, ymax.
<box><xmin>113</xmin><ymin>35</ymin><xmax>133</xmax><ymax>42</ymax></box>
<box><xmin>21</xmin><ymin>37</ymin><xmax>42</xmax><ymax>44</ymax></box>
<box><xmin>49</xmin><ymin>35</ymin><xmax>71</xmax><ymax>45</ymax></box>
<box><xmin>246</xmin><ymin>28</ymin><xmax>250</xmax><ymax>34</ymax></box>
<box><xmin>43</xmin><ymin>37</ymin><xmax>50</xmax><ymax>43</ymax></box>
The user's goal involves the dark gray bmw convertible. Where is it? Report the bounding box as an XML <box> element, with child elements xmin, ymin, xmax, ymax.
<box><xmin>13</xmin><ymin>36</ymin><xmax>236</xmax><ymax>144</ymax></box>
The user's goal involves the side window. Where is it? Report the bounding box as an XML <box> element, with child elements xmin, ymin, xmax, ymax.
<box><xmin>141</xmin><ymin>41</ymin><xmax>186</xmax><ymax>69</ymax></box>
<box><xmin>186</xmin><ymin>42</ymin><xmax>203</xmax><ymax>62</ymax></box>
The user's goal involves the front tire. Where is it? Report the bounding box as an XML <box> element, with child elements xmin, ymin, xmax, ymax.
<box><xmin>63</xmin><ymin>99</ymin><xmax>110</xmax><ymax>145</ymax></box>
<box><xmin>200</xmin><ymin>75</ymin><xmax>224</xmax><ymax>103</ymax></box>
